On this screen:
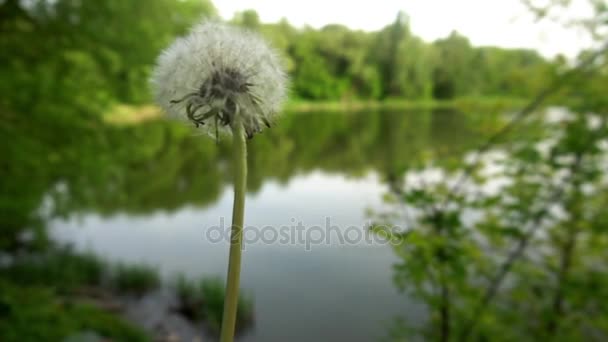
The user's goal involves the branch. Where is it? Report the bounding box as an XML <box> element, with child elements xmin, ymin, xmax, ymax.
<box><xmin>458</xmin><ymin>154</ymin><xmax>583</xmax><ymax>341</ymax></box>
<box><xmin>441</xmin><ymin>43</ymin><xmax>608</xmax><ymax>212</ymax></box>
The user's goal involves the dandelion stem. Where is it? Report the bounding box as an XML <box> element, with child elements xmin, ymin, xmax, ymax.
<box><xmin>220</xmin><ymin>120</ymin><xmax>247</xmax><ymax>342</ymax></box>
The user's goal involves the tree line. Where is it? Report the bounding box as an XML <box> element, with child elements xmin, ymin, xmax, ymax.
<box><xmin>1</xmin><ymin>0</ymin><xmax>556</xmax><ymax>122</ymax></box>
<box><xmin>235</xmin><ymin>10</ymin><xmax>552</xmax><ymax>101</ymax></box>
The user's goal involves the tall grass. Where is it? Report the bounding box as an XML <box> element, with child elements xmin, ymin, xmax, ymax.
<box><xmin>4</xmin><ymin>247</ymin><xmax>105</xmax><ymax>290</ymax></box>
<box><xmin>174</xmin><ymin>275</ymin><xmax>254</xmax><ymax>335</ymax></box>
<box><xmin>110</xmin><ymin>263</ymin><xmax>161</xmax><ymax>295</ymax></box>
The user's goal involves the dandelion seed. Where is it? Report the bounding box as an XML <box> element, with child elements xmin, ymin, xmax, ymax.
<box><xmin>150</xmin><ymin>21</ymin><xmax>288</xmax><ymax>139</ymax></box>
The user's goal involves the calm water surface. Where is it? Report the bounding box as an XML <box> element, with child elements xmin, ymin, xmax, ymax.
<box><xmin>48</xmin><ymin>109</ymin><xmax>491</xmax><ymax>341</ymax></box>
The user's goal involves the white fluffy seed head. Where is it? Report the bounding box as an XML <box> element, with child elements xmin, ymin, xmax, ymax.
<box><xmin>150</xmin><ymin>20</ymin><xmax>288</xmax><ymax>139</ymax></box>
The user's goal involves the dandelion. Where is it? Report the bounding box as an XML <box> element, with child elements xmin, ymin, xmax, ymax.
<box><xmin>151</xmin><ymin>21</ymin><xmax>287</xmax><ymax>140</ymax></box>
<box><xmin>151</xmin><ymin>20</ymin><xmax>287</xmax><ymax>342</ymax></box>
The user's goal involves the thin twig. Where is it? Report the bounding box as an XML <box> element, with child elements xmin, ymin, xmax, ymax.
<box><xmin>440</xmin><ymin>269</ymin><xmax>451</xmax><ymax>342</ymax></box>
<box><xmin>546</xmin><ymin>171</ymin><xmax>584</xmax><ymax>336</ymax></box>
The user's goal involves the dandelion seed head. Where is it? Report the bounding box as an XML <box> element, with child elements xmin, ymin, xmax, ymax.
<box><xmin>151</xmin><ymin>21</ymin><xmax>288</xmax><ymax>139</ymax></box>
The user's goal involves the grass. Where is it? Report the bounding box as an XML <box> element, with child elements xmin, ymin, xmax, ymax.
<box><xmin>2</xmin><ymin>248</ymin><xmax>257</xmax><ymax>339</ymax></box>
<box><xmin>1</xmin><ymin>247</ymin><xmax>158</xmax><ymax>340</ymax></box>
<box><xmin>0</xmin><ymin>280</ymin><xmax>149</xmax><ymax>342</ymax></box>
<box><xmin>283</xmin><ymin>96</ymin><xmax>527</xmax><ymax>113</ymax></box>
<box><xmin>103</xmin><ymin>104</ymin><xmax>162</xmax><ymax>125</ymax></box>
<box><xmin>7</xmin><ymin>246</ymin><xmax>161</xmax><ymax>296</ymax></box>
<box><xmin>110</xmin><ymin>263</ymin><xmax>161</xmax><ymax>296</ymax></box>
<box><xmin>173</xmin><ymin>275</ymin><xmax>254</xmax><ymax>336</ymax></box>
<box><xmin>4</xmin><ymin>247</ymin><xmax>106</xmax><ymax>290</ymax></box>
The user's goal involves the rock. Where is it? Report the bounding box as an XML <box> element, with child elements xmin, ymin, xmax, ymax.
<box><xmin>124</xmin><ymin>290</ymin><xmax>207</xmax><ymax>341</ymax></box>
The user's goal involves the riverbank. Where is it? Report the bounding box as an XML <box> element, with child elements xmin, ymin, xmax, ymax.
<box><xmin>0</xmin><ymin>246</ymin><xmax>253</xmax><ymax>341</ymax></box>
<box><xmin>284</xmin><ymin>96</ymin><xmax>527</xmax><ymax>113</ymax></box>
<box><xmin>103</xmin><ymin>97</ymin><xmax>527</xmax><ymax>125</ymax></box>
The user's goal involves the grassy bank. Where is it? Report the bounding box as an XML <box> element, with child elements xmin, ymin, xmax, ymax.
<box><xmin>174</xmin><ymin>275</ymin><xmax>254</xmax><ymax>336</ymax></box>
<box><xmin>0</xmin><ymin>279</ymin><xmax>149</xmax><ymax>342</ymax></box>
<box><xmin>0</xmin><ymin>249</ymin><xmax>150</xmax><ymax>341</ymax></box>
<box><xmin>104</xmin><ymin>97</ymin><xmax>528</xmax><ymax>125</ymax></box>
<box><xmin>0</xmin><ymin>247</ymin><xmax>254</xmax><ymax>341</ymax></box>
<box><xmin>284</xmin><ymin>96</ymin><xmax>527</xmax><ymax>113</ymax></box>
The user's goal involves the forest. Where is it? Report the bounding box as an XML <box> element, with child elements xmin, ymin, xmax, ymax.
<box><xmin>2</xmin><ymin>0</ymin><xmax>555</xmax><ymax>113</ymax></box>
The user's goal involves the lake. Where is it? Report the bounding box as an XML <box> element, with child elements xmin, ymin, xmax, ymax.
<box><xmin>45</xmin><ymin>108</ymin><xmax>495</xmax><ymax>341</ymax></box>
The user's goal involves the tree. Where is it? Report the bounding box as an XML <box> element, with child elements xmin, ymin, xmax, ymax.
<box><xmin>432</xmin><ymin>31</ymin><xmax>477</xmax><ymax>99</ymax></box>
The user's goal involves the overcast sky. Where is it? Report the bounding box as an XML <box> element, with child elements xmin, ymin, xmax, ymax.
<box><xmin>214</xmin><ymin>0</ymin><xmax>595</xmax><ymax>58</ymax></box>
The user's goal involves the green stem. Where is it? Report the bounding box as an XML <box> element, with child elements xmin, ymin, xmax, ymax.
<box><xmin>220</xmin><ymin>121</ymin><xmax>247</xmax><ymax>342</ymax></box>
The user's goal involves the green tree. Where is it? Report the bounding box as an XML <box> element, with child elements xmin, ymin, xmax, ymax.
<box><xmin>232</xmin><ymin>9</ymin><xmax>261</xmax><ymax>30</ymax></box>
<box><xmin>431</xmin><ymin>31</ymin><xmax>478</xmax><ymax>99</ymax></box>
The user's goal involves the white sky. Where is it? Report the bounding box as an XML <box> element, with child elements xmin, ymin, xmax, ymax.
<box><xmin>214</xmin><ymin>0</ymin><xmax>596</xmax><ymax>58</ymax></box>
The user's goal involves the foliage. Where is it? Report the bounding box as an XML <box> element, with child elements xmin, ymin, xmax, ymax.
<box><xmin>369</xmin><ymin>4</ymin><xmax>608</xmax><ymax>339</ymax></box>
<box><xmin>0</xmin><ymin>0</ymin><xmax>216</xmax><ymax>110</ymax></box>
<box><xmin>7</xmin><ymin>245</ymin><xmax>160</xmax><ymax>297</ymax></box>
<box><xmin>0</xmin><ymin>0</ymin><xmax>216</xmax><ymax>249</ymax></box>
<box><xmin>110</xmin><ymin>263</ymin><xmax>161</xmax><ymax>296</ymax></box>
<box><xmin>0</xmin><ymin>0</ymin><xmax>555</xmax><ymax>110</ymax></box>
<box><xmin>4</xmin><ymin>247</ymin><xmax>105</xmax><ymax>290</ymax></box>
<box><xmin>373</xmin><ymin>108</ymin><xmax>608</xmax><ymax>341</ymax></box>
<box><xmin>174</xmin><ymin>275</ymin><xmax>254</xmax><ymax>335</ymax></box>
<box><xmin>253</xmin><ymin>11</ymin><xmax>550</xmax><ymax>101</ymax></box>
<box><xmin>0</xmin><ymin>244</ymin><xmax>258</xmax><ymax>339</ymax></box>
<box><xmin>0</xmin><ymin>280</ymin><xmax>149</xmax><ymax>342</ymax></box>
